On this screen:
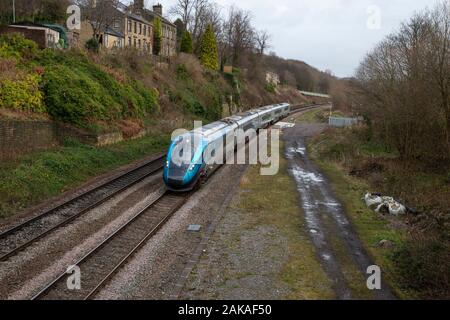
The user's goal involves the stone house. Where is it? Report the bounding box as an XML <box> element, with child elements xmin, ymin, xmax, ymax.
<box><xmin>133</xmin><ymin>2</ymin><xmax>177</xmax><ymax>57</ymax></box>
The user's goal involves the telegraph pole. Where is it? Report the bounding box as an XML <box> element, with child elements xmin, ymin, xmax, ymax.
<box><xmin>12</xmin><ymin>0</ymin><xmax>16</xmax><ymax>23</ymax></box>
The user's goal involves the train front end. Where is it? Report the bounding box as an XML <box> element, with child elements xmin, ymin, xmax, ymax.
<box><xmin>164</xmin><ymin>133</ymin><xmax>206</xmax><ymax>192</ymax></box>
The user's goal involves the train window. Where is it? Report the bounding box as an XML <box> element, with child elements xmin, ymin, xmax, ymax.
<box><xmin>262</xmin><ymin>115</ymin><xmax>271</xmax><ymax>121</ymax></box>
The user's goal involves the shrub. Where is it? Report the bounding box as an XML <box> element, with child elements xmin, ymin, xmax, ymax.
<box><xmin>0</xmin><ymin>73</ymin><xmax>44</xmax><ymax>112</ymax></box>
<box><xmin>0</xmin><ymin>34</ymin><xmax>39</xmax><ymax>60</ymax></box>
<box><xmin>199</xmin><ymin>25</ymin><xmax>219</xmax><ymax>70</ymax></box>
<box><xmin>180</xmin><ymin>30</ymin><xmax>193</xmax><ymax>54</ymax></box>
<box><xmin>265</xmin><ymin>82</ymin><xmax>276</xmax><ymax>93</ymax></box>
<box><xmin>40</xmin><ymin>51</ymin><xmax>159</xmax><ymax>125</ymax></box>
<box><xmin>153</xmin><ymin>17</ymin><xmax>162</xmax><ymax>55</ymax></box>
<box><xmin>85</xmin><ymin>38</ymin><xmax>99</xmax><ymax>53</ymax></box>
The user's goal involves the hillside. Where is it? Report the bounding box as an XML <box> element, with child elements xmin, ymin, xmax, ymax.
<box><xmin>0</xmin><ymin>34</ymin><xmax>311</xmax><ymax>138</ymax></box>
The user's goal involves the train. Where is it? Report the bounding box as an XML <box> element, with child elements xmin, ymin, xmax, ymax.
<box><xmin>163</xmin><ymin>103</ymin><xmax>291</xmax><ymax>191</ymax></box>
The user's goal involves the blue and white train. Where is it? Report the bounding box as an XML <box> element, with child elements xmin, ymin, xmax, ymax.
<box><xmin>163</xmin><ymin>103</ymin><xmax>291</xmax><ymax>191</ymax></box>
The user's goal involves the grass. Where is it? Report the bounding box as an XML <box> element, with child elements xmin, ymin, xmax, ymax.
<box><xmin>234</xmin><ymin>146</ymin><xmax>335</xmax><ymax>299</ymax></box>
<box><xmin>295</xmin><ymin>108</ymin><xmax>345</xmax><ymax>123</ymax></box>
<box><xmin>0</xmin><ymin>134</ymin><xmax>170</xmax><ymax>219</ymax></box>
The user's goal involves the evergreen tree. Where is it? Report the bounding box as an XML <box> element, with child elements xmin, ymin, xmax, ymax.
<box><xmin>180</xmin><ymin>30</ymin><xmax>193</xmax><ymax>54</ymax></box>
<box><xmin>153</xmin><ymin>17</ymin><xmax>162</xmax><ymax>55</ymax></box>
<box><xmin>199</xmin><ymin>24</ymin><xmax>219</xmax><ymax>70</ymax></box>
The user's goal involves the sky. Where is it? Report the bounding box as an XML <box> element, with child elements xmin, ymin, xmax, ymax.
<box><xmin>139</xmin><ymin>0</ymin><xmax>441</xmax><ymax>77</ymax></box>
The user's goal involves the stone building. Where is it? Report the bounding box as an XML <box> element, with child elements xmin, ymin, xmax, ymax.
<box><xmin>133</xmin><ymin>1</ymin><xmax>177</xmax><ymax>57</ymax></box>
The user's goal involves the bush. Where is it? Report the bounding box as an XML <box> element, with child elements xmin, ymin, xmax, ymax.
<box><xmin>0</xmin><ymin>73</ymin><xmax>44</xmax><ymax>112</ymax></box>
<box><xmin>85</xmin><ymin>38</ymin><xmax>99</xmax><ymax>53</ymax></box>
<box><xmin>265</xmin><ymin>82</ymin><xmax>276</xmax><ymax>93</ymax></box>
<box><xmin>0</xmin><ymin>34</ymin><xmax>39</xmax><ymax>60</ymax></box>
<box><xmin>40</xmin><ymin>51</ymin><xmax>159</xmax><ymax>125</ymax></box>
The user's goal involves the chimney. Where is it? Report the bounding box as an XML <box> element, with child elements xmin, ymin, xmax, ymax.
<box><xmin>153</xmin><ymin>3</ymin><xmax>162</xmax><ymax>15</ymax></box>
<box><xmin>134</xmin><ymin>0</ymin><xmax>144</xmax><ymax>12</ymax></box>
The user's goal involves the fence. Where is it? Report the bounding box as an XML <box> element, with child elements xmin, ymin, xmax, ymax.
<box><xmin>328</xmin><ymin>117</ymin><xmax>362</xmax><ymax>127</ymax></box>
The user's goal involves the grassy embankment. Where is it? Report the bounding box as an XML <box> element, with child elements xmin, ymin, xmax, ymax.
<box><xmin>0</xmin><ymin>134</ymin><xmax>170</xmax><ymax>219</ymax></box>
<box><xmin>230</xmin><ymin>142</ymin><xmax>335</xmax><ymax>299</ymax></box>
<box><xmin>297</xmin><ymin>109</ymin><xmax>449</xmax><ymax>299</ymax></box>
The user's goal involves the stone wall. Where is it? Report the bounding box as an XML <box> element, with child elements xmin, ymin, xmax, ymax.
<box><xmin>0</xmin><ymin>120</ymin><xmax>60</xmax><ymax>161</ymax></box>
<box><xmin>0</xmin><ymin>120</ymin><xmax>128</xmax><ymax>161</ymax></box>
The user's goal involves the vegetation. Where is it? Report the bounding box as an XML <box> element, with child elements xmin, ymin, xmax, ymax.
<box><xmin>0</xmin><ymin>0</ymin><xmax>70</xmax><ymax>25</ymax></box>
<box><xmin>199</xmin><ymin>24</ymin><xmax>219</xmax><ymax>71</ymax></box>
<box><xmin>0</xmin><ymin>34</ymin><xmax>159</xmax><ymax>128</ymax></box>
<box><xmin>85</xmin><ymin>38</ymin><xmax>100</xmax><ymax>53</ymax></box>
<box><xmin>40</xmin><ymin>50</ymin><xmax>159</xmax><ymax>126</ymax></box>
<box><xmin>180</xmin><ymin>30</ymin><xmax>193</xmax><ymax>54</ymax></box>
<box><xmin>354</xmin><ymin>1</ymin><xmax>449</xmax><ymax>167</ymax></box>
<box><xmin>0</xmin><ymin>134</ymin><xmax>170</xmax><ymax>219</ymax></box>
<box><xmin>318</xmin><ymin>3</ymin><xmax>450</xmax><ymax>298</ymax></box>
<box><xmin>309</xmin><ymin>125</ymin><xmax>449</xmax><ymax>299</ymax></box>
<box><xmin>153</xmin><ymin>17</ymin><xmax>162</xmax><ymax>56</ymax></box>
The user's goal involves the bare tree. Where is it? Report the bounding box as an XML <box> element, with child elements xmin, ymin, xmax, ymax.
<box><xmin>356</xmin><ymin>1</ymin><xmax>450</xmax><ymax>163</ymax></box>
<box><xmin>169</xmin><ymin>0</ymin><xmax>194</xmax><ymax>28</ymax></box>
<box><xmin>76</xmin><ymin>0</ymin><xmax>120</xmax><ymax>38</ymax></box>
<box><xmin>222</xmin><ymin>6</ymin><xmax>255</xmax><ymax>65</ymax></box>
<box><xmin>255</xmin><ymin>30</ymin><xmax>271</xmax><ymax>55</ymax></box>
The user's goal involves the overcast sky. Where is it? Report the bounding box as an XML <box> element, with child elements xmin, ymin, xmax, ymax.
<box><xmin>140</xmin><ymin>0</ymin><xmax>440</xmax><ymax>77</ymax></box>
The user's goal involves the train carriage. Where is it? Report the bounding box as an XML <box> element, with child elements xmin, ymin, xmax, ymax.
<box><xmin>164</xmin><ymin>103</ymin><xmax>291</xmax><ymax>191</ymax></box>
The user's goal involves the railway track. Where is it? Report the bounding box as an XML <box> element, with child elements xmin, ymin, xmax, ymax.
<box><xmin>32</xmin><ymin>191</ymin><xmax>189</xmax><ymax>300</ymax></box>
<box><xmin>0</xmin><ymin>155</ymin><xmax>166</xmax><ymax>262</ymax></box>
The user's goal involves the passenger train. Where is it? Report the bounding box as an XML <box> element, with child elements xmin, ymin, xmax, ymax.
<box><xmin>163</xmin><ymin>103</ymin><xmax>291</xmax><ymax>191</ymax></box>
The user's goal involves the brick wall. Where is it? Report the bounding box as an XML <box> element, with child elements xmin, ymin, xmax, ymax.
<box><xmin>0</xmin><ymin>120</ymin><xmax>60</xmax><ymax>161</ymax></box>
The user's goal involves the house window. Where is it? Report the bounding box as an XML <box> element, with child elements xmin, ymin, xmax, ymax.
<box><xmin>128</xmin><ymin>37</ymin><xmax>131</xmax><ymax>46</ymax></box>
<box><xmin>138</xmin><ymin>39</ymin><xmax>141</xmax><ymax>49</ymax></box>
<box><xmin>143</xmin><ymin>25</ymin><xmax>147</xmax><ymax>36</ymax></box>
<box><xmin>134</xmin><ymin>38</ymin><xmax>137</xmax><ymax>48</ymax></box>
<box><xmin>127</xmin><ymin>20</ymin><xmax>132</xmax><ymax>32</ymax></box>
<box><xmin>134</xmin><ymin>22</ymin><xmax>137</xmax><ymax>34</ymax></box>
<box><xmin>139</xmin><ymin>23</ymin><xmax>142</xmax><ymax>34</ymax></box>
<box><xmin>114</xmin><ymin>20</ymin><xmax>120</xmax><ymax>29</ymax></box>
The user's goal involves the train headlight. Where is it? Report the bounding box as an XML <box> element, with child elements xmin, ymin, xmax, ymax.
<box><xmin>166</xmin><ymin>161</ymin><xmax>169</xmax><ymax>167</ymax></box>
<box><xmin>188</xmin><ymin>164</ymin><xmax>196</xmax><ymax>171</ymax></box>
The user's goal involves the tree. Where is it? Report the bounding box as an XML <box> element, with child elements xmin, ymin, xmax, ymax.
<box><xmin>153</xmin><ymin>17</ymin><xmax>162</xmax><ymax>55</ymax></box>
<box><xmin>199</xmin><ymin>24</ymin><xmax>218</xmax><ymax>70</ymax></box>
<box><xmin>222</xmin><ymin>6</ymin><xmax>255</xmax><ymax>65</ymax></box>
<box><xmin>255</xmin><ymin>30</ymin><xmax>271</xmax><ymax>55</ymax></box>
<box><xmin>76</xmin><ymin>0</ymin><xmax>120</xmax><ymax>39</ymax></box>
<box><xmin>169</xmin><ymin>0</ymin><xmax>194</xmax><ymax>27</ymax></box>
<box><xmin>355</xmin><ymin>1</ymin><xmax>449</xmax><ymax>164</ymax></box>
<box><xmin>180</xmin><ymin>30</ymin><xmax>193</xmax><ymax>53</ymax></box>
<box><xmin>0</xmin><ymin>0</ymin><xmax>70</xmax><ymax>25</ymax></box>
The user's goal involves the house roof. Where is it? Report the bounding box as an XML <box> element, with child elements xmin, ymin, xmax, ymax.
<box><xmin>116</xmin><ymin>2</ymin><xmax>152</xmax><ymax>25</ymax></box>
<box><xmin>142</xmin><ymin>9</ymin><xmax>176</xmax><ymax>28</ymax></box>
<box><xmin>116</xmin><ymin>1</ymin><xmax>175</xmax><ymax>28</ymax></box>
